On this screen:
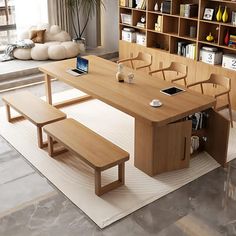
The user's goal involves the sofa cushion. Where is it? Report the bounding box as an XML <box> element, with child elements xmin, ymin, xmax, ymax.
<box><xmin>13</xmin><ymin>48</ymin><xmax>32</xmax><ymax>60</ymax></box>
<box><xmin>61</xmin><ymin>42</ymin><xmax>80</xmax><ymax>58</ymax></box>
<box><xmin>48</xmin><ymin>45</ymin><xmax>67</xmax><ymax>60</ymax></box>
<box><xmin>30</xmin><ymin>29</ymin><xmax>46</xmax><ymax>43</ymax></box>
<box><xmin>31</xmin><ymin>44</ymin><xmax>49</xmax><ymax>60</ymax></box>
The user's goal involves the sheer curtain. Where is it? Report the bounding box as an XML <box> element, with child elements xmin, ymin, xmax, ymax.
<box><xmin>48</xmin><ymin>0</ymin><xmax>73</xmax><ymax>37</ymax></box>
<box><xmin>15</xmin><ymin>0</ymin><xmax>48</xmax><ymax>37</ymax></box>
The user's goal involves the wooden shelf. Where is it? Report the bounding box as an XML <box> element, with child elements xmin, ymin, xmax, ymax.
<box><xmin>119</xmin><ymin>0</ymin><xmax>236</xmax><ymax>109</ymax></box>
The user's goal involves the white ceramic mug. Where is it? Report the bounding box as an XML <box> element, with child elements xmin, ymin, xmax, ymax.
<box><xmin>191</xmin><ymin>136</ymin><xmax>199</xmax><ymax>153</ymax></box>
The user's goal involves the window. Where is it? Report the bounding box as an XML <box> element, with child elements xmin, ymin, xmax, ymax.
<box><xmin>0</xmin><ymin>0</ymin><xmax>17</xmax><ymax>51</ymax></box>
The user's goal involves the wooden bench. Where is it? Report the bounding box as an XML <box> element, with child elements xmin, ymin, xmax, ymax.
<box><xmin>43</xmin><ymin>118</ymin><xmax>129</xmax><ymax>196</ymax></box>
<box><xmin>2</xmin><ymin>91</ymin><xmax>66</xmax><ymax>148</ymax></box>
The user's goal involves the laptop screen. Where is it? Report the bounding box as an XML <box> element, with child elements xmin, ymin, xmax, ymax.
<box><xmin>76</xmin><ymin>57</ymin><xmax>88</xmax><ymax>73</ymax></box>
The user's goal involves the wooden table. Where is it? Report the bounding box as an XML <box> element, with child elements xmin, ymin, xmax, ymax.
<box><xmin>39</xmin><ymin>55</ymin><xmax>229</xmax><ymax>176</ymax></box>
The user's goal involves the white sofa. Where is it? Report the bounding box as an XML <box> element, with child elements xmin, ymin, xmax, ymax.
<box><xmin>13</xmin><ymin>24</ymin><xmax>80</xmax><ymax>60</ymax></box>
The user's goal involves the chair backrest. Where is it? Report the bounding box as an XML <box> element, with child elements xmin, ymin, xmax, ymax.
<box><xmin>208</xmin><ymin>73</ymin><xmax>231</xmax><ymax>90</ymax></box>
<box><xmin>135</xmin><ymin>52</ymin><xmax>152</xmax><ymax>65</ymax></box>
<box><xmin>169</xmin><ymin>62</ymin><xmax>187</xmax><ymax>76</ymax></box>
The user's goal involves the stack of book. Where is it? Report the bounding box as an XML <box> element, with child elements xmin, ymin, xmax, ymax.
<box><xmin>136</xmin><ymin>22</ymin><xmax>146</xmax><ymax>28</ymax></box>
<box><xmin>180</xmin><ymin>4</ymin><xmax>198</xmax><ymax>18</ymax></box>
<box><xmin>229</xmin><ymin>35</ymin><xmax>236</xmax><ymax>49</ymax></box>
<box><xmin>136</xmin><ymin>0</ymin><xmax>146</xmax><ymax>10</ymax></box>
<box><xmin>177</xmin><ymin>42</ymin><xmax>196</xmax><ymax>59</ymax></box>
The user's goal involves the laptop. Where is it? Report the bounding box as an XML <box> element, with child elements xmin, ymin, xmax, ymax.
<box><xmin>67</xmin><ymin>56</ymin><xmax>89</xmax><ymax>76</ymax></box>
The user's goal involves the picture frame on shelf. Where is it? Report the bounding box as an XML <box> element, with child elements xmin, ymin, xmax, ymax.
<box><xmin>203</xmin><ymin>8</ymin><xmax>214</xmax><ymax>21</ymax></box>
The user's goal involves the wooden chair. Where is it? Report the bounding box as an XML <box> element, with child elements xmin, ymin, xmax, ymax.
<box><xmin>149</xmin><ymin>62</ymin><xmax>188</xmax><ymax>86</ymax></box>
<box><xmin>187</xmin><ymin>73</ymin><xmax>233</xmax><ymax>127</ymax></box>
<box><xmin>117</xmin><ymin>52</ymin><xmax>152</xmax><ymax>71</ymax></box>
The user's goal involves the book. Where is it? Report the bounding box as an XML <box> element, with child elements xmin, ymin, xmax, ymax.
<box><xmin>120</xmin><ymin>0</ymin><xmax>128</xmax><ymax>7</ymax></box>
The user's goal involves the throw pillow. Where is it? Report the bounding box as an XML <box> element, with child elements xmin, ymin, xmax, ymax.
<box><xmin>30</xmin><ymin>29</ymin><xmax>46</xmax><ymax>43</ymax></box>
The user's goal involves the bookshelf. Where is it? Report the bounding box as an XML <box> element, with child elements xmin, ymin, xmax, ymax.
<box><xmin>119</xmin><ymin>0</ymin><xmax>236</xmax><ymax>109</ymax></box>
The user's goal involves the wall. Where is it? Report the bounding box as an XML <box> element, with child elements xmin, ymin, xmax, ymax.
<box><xmin>100</xmin><ymin>0</ymin><xmax>119</xmax><ymax>51</ymax></box>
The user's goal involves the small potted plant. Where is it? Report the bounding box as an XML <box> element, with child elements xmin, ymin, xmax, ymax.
<box><xmin>65</xmin><ymin>0</ymin><xmax>104</xmax><ymax>51</ymax></box>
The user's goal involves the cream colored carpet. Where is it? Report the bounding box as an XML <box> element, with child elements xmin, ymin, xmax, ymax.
<box><xmin>0</xmin><ymin>89</ymin><xmax>235</xmax><ymax>228</ymax></box>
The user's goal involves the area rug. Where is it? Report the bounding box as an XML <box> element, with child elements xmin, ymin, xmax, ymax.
<box><xmin>0</xmin><ymin>89</ymin><xmax>235</xmax><ymax>228</ymax></box>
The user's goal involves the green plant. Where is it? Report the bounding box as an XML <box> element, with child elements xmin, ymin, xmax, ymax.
<box><xmin>65</xmin><ymin>0</ymin><xmax>104</xmax><ymax>40</ymax></box>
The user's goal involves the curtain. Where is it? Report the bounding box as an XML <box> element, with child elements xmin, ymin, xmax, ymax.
<box><xmin>15</xmin><ymin>0</ymin><xmax>48</xmax><ymax>36</ymax></box>
<box><xmin>48</xmin><ymin>0</ymin><xmax>73</xmax><ymax>37</ymax></box>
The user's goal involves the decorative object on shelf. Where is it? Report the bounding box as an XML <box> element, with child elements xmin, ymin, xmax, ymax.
<box><xmin>232</xmin><ymin>11</ymin><xmax>236</xmax><ymax>25</ymax></box>
<box><xmin>136</xmin><ymin>15</ymin><xmax>146</xmax><ymax>28</ymax></box>
<box><xmin>116</xmin><ymin>63</ymin><xmax>125</xmax><ymax>82</ymax></box>
<box><xmin>224</xmin><ymin>30</ymin><xmax>230</xmax><ymax>46</ymax></box>
<box><xmin>203</xmin><ymin>8</ymin><xmax>214</xmax><ymax>21</ymax></box>
<box><xmin>222</xmin><ymin>6</ymin><xmax>229</xmax><ymax>23</ymax></box>
<box><xmin>216</xmin><ymin>5</ymin><xmax>222</xmax><ymax>22</ymax></box>
<box><xmin>206</xmin><ymin>32</ymin><xmax>214</xmax><ymax>42</ymax></box>
<box><xmin>154</xmin><ymin>2</ymin><xmax>158</xmax><ymax>11</ymax></box>
<box><xmin>160</xmin><ymin>2</ymin><xmax>163</xmax><ymax>12</ymax></box>
<box><xmin>162</xmin><ymin>0</ymin><xmax>171</xmax><ymax>14</ymax></box>
<box><xmin>155</xmin><ymin>15</ymin><xmax>163</xmax><ymax>32</ymax></box>
<box><xmin>190</xmin><ymin>26</ymin><xmax>197</xmax><ymax>38</ymax></box>
<box><xmin>121</xmin><ymin>13</ymin><xmax>132</xmax><ymax>25</ymax></box>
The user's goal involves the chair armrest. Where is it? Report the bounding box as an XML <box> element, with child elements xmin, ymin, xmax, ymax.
<box><xmin>187</xmin><ymin>81</ymin><xmax>204</xmax><ymax>88</ymax></box>
<box><xmin>117</xmin><ymin>58</ymin><xmax>133</xmax><ymax>64</ymax></box>
<box><xmin>149</xmin><ymin>67</ymin><xmax>169</xmax><ymax>75</ymax></box>
<box><xmin>214</xmin><ymin>90</ymin><xmax>230</xmax><ymax>98</ymax></box>
<box><xmin>171</xmin><ymin>75</ymin><xmax>186</xmax><ymax>82</ymax></box>
<box><xmin>136</xmin><ymin>63</ymin><xmax>152</xmax><ymax>70</ymax></box>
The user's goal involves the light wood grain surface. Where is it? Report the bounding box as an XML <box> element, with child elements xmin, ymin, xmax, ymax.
<box><xmin>2</xmin><ymin>91</ymin><xmax>66</xmax><ymax>126</ymax></box>
<box><xmin>39</xmin><ymin>55</ymin><xmax>215</xmax><ymax>126</ymax></box>
<box><xmin>43</xmin><ymin>118</ymin><xmax>129</xmax><ymax>171</ymax></box>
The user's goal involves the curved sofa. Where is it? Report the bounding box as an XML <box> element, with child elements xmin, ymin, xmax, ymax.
<box><xmin>13</xmin><ymin>24</ymin><xmax>80</xmax><ymax>60</ymax></box>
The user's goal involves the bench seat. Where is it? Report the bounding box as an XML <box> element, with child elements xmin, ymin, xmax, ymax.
<box><xmin>43</xmin><ymin>118</ymin><xmax>129</xmax><ymax>196</ymax></box>
<box><xmin>2</xmin><ymin>91</ymin><xmax>66</xmax><ymax>148</ymax></box>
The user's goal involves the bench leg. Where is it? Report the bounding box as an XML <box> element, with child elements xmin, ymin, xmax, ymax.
<box><xmin>5</xmin><ymin>104</ymin><xmax>11</xmax><ymax>122</ymax></box>
<box><xmin>37</xmin><ymin>127</ymin><xmax>44</xmax><ymax>149</ymax></box>
<box><xmin>95</xmin><ymin>162</ymin><xmax>125</xmax><ymax>196</ymax></box>
<box><xmin>46</xmin><ymin>135</ymin><xmax>68</xmax><ymax>157</ymax></box>
<box><xmin>5</xmin><ymin>104</ymin><xmax>24</xmax><ymax>122</ymax></box>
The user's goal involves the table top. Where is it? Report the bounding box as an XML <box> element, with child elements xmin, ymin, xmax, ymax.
<box><xmin>39</xmin><ymin>55</ymin><xmax>216</xmax><ymax>126</ymax></box>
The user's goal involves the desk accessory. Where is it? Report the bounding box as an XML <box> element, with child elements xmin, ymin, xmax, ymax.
<box><xmin>127</xmin><ymin>73</ymin><xmax>134</xmax><ymax>83</ymax></box>
<box><xmin>116</xmin><ymin>63</ymin><xmax>125</xmax><ymax>82</ymax></box>
<box><xmin>150</xmin><ymin>99</ymin><xmax>162</xmax><ymax>107</ymax></box>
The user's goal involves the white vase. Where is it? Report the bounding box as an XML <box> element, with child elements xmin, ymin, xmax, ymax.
<box><xmin>73</xmin><ymin>38</ymin><xmax>86</xmax><ymax>52</ymax></box>
<box><xmin>154</xmin><ymin>3</ymin><xmax>158</xmax><ymax>11</ymax></box>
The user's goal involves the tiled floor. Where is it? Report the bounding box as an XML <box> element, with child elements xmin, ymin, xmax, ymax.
<box><xmin>0</xmin><ymin>81</ymin><xmax>236</xmax><ymax>236</ymax></box>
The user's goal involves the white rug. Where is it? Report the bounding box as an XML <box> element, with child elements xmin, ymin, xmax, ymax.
<box><xmin>0</xmin><ymin>89</ymin><xmax>235</xmax><ymax>228</ymax></box>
